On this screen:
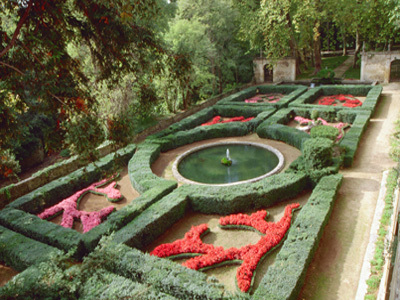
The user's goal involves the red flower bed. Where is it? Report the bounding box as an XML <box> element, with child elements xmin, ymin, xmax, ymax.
<box><xmin>150</xmin><ymin>203</ymin><xmax>300</xmax><ymax>292</ymax></box>
<box><xmin>318</xmin><ymin>94</ymin><xmax>362</xmax><ymax>107</ymax></box>
<box><xmin>201</xmin><ymin>116</ymin><xmax>254</xmax><ymax>126</ymax></box>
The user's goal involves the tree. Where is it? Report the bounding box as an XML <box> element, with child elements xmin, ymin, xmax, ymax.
<box><xmin>0</xmin><ymin>0</ymin><xmax>174</xmax><ymax>174</ymax></box>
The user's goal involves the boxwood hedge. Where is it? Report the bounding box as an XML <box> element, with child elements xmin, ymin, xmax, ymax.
<box><xmin>0</xmin><ymin>225</ymin><xmax>63</xmax><ymax>272</ymax></box>
<box><xmin>289</xmin><ymin>85</ymin><xmax>382</xmax><ymax>112</ymax></box>
<box><xmin>217</xmin><ymin>85</ymin><xmax>308</xmax><ymax>109</ymax></box>
<box><xmin>253</xmin><ymin>174</ymin><xmax>343</xmax><ymax>300</ymax></box>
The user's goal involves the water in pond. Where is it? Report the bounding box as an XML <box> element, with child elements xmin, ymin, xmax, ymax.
<box><xmin>178</xmin><ymin>144</ymin><xmax>279</xmax><ymax>184</ymax></box>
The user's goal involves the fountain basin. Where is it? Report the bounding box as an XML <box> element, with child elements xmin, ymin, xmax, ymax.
<box><xmin>172</xmin><ymin>141</ymin><xmax>284</xmax><ymax>186</ymax></box>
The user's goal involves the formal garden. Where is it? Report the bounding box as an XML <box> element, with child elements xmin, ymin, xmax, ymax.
<box><xmin>2</xmin><ymin>1</ymin><xmax>400</xmax><ymax>299</ymax></box>
<box><xmin>1</xmin><ymin>82</ymin><xmax>394</xmax><ymax>299</ymax></box>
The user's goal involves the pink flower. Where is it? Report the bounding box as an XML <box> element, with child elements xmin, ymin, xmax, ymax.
<box><xmin>37</xmin><ymin>175</ymin><xmax>122</xmax><ymax>232</ymax></box>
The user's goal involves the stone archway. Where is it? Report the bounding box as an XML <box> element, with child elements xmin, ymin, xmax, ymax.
<box><xmin>390</xmin><ymin>59</ymin><xmax>400</xmax><ymax>82</ymax></box>
<box><xmin>253</xmin><ymin>57</ymin><xmax>296</xmax><ymax>83</ymax></box>
<box><xmin>264</xmin><ymin>64</ymin><xmax>273</xmax><ymax>82</ymax></box>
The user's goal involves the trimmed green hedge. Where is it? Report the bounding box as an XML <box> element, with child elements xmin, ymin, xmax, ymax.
<box><xmin>111</xmin><ymin>192</ymin><xmax>188</xmax><ymax>249</ymax></box>
<box><xmin>181</xmin><ymin>172</ymin><xmax>309</xmax><ymax>214</ymax></box>
<box><xmin>257</xmin><ymin>123</ymin><xmax>310</xmax><ymax>150</ymax></box>
<box><xmin>128</xmin><ymin>141</ymin><xmax>177</xmax><ymax>194</ymax></box>
<box><xmin>80</xmin><ymin>269</ymin><xmax>180</xmax><ymax>300</ymax></box>
<box><xmin>82</xmin><ymin>181</ymin><xmax>177</xmax><ymax>252</ymax></box>
<box><xmin>260</xmin><ymin>107</ymin><xmax>372</xmax><ymax>167</ymax></box>
<box><xmin>217</xmin><ymin>85</ymin><xmax>308</xmax><ymax>109</ymax></box>
<box><xmin>7</xmin><ymin>144</ymin><xmax>137</xmax><ymax>214</ymax></box>
<box><xmin>0</xmin><ymin>207</ymin><xmax>84</xmax><ymax>258</ymax></box>
<box><xmin>339</xmin><ymin>110</ymin><xmax>372</xmax><ymax>166</ymax></box>
<box><xmin>253</xmin><ymin>174</ymin><xmax>343</xmax><ymax>300</ymax></box>
<box><xmin>289</xmin><ymin>85</ymin><xmax>382</xmax><ymax>112</ymax></box>
<box><xmin>147</xmin><ymin>105</ymin><xmax>276</xmax><ymax>141</ymax></box>
<box><xmin>0</xmin><ymin>225</ymin><xmax>63</xmax><ymax>272</ymax></box>
<box><xmin>0</xmin><ymin>143</ymin><xmax>179</xmax><ymax>258</ymax></box>
<box><xmin>100</xmin><ymin>243</ymin><xmax>225</xmax><ymax>300</ymax></box>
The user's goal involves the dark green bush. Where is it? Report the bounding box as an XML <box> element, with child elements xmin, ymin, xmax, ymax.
<box><xmin>302</xmin><ymin>137</ymin><xmax>334</xmax><ymax>170</ymax></box>
<box><xmin>0</xmin><ymin>225</ymin><xmax>63</xmax><ymax>272</ymax></box>
<box><xmin>310</xmin><ymin>125</ymin><xmax>339</xmax><ymax>141</ymax></box>
<box><xmin>257</xmin><ymin>123</ymin><xmax>310</xmax><ymax>150</ymax></box>
<box><xmin>0</xmin><ymin>208</ymin><xmax>84</xmax><ymax>258</ymax></box>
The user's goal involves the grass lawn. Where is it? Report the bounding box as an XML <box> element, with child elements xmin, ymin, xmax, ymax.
<box><xmin>344</xmin><ymin>65</ymin><xmax>361</xmax><ymax>80</ymax></box>
<box><xmin>297</xmin><ymin>56</ymin><xmax>349</xmax><ymax>79</ymax></box>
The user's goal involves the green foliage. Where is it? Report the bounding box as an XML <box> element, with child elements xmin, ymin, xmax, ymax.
<box><xmin>257</xmin><ymin>123</ymin><xmax>310</xmax><ymax>150</ymax></box>
<box><xmin>112</xmin><ymin>192</ymin><xmax>188</xmax><ymax>249</ymax></box>
<box><xmin>310</xmin><ymin>125</ymin><xmax>339</xmax><ymax>141</ymax></box>
<box><xmin>253</xmin><ymin>174</ymin><xmax>343</xmax><ymax>300</ymax></box>
<box><xmin>0</xmin><ymin>149</ymin><xmax>21</xmax><ymax>179</ymax></box>
<box><xmin>365</xmin><ymin>168</ymin><xmax>399</xmax><ymax>297</ymax></box>
<box><xmin>0</xmin><ymin>207</ymin><xmax>84</xmax><ymax>259</ymax></box>
<box><xmin>339</xmin><ymin>111</ymin><xmax>372</xmax><ymax>167</ymax></box>
<box><xmin>316</xmin><ymin>68</ymin><xmax>335</xmax><ymax>80</ymax></box>
<box><xmin>91</xmin><ymin>239</ymin><xmax>225</xmax><ymax>299</ymax></box>
<box><xmin>63</xmin><ymin>113</ymin><xmax>105</xmax><ymax>162</ymax></box>
<box><xmin>0</xmin><ymin>225</ymin><xmax>63</xmax><ymax>272</ymax></box>
<box><xmin>302</xmin><ymin>138</ymin><xmax>334</xmax><ymax>170</ymax></box>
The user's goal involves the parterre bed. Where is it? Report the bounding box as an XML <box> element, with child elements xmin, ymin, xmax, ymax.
<box><xmin>0</xmin><ymin>84</ymin><xmax>382</xmax><ymax>299</ymax></box>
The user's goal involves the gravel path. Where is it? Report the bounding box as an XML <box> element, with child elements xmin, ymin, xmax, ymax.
<box><xmin>298</xmin><ymin>83</ymin><xmax>400</xmax><ymax>300</ymax></box>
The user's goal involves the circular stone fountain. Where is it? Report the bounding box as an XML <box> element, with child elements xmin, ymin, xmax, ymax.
<box><xmin>172</xmin><ymin>141</ymin><xmax>284</xmax><ymax>186</ymax></box>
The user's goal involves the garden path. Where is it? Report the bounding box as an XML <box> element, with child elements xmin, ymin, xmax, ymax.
<box><xmin>333</xmin><ymin>55</ymin><xmax>354</xmax><ymax>78</ymax></box>
<box><xmin>298</xmin><ymin>83</ymin><xmax>400</xmax><ymax>300</ymax></box>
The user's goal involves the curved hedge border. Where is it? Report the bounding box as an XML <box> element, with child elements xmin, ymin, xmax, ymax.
<box><xmin>216</xmin><ymin>84</ymin><xmax>308</xmax><ymax>109</ymax></box>
<box><xmin>289</xmin><ymin>85</ymin><xmax>382</xmax><ymax>112</ymax></box>
<box><xmin>257</xmin><ymin>123</ymin><xmax>310</xmax><ymax>150</ymax></box>
<box><xmin>148</xmin><ymin>105</ymin><xmax>276</xmax><ymax>141</ymax></box>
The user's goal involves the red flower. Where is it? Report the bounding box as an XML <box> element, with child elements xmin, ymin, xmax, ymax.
<box><xmin>150</xmin><ymin>203</ymin><xmax>300</xmax><ymax>292</ymax></box>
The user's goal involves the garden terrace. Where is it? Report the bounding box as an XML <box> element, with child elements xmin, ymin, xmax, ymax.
<box><xmin>0</xmin><ymin>84</ymin><xmax>388</xmax><ymax>300</ymax></box>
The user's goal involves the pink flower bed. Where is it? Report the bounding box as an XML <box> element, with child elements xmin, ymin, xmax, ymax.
<box><xmin>244</xmin><ymin>93</ymin><xmax>283</xmax><ymax>103</ymax></box>
<box><xmin>150</xmin><ymin>203</ymin><xmax>300</xmax><ymax>292</ymax></box>
<box><xmin>294</xmin><ymin>116</ymin><xmax>348</xmax><ymax>141</ymax></box>
<box><xmin>37</xmin><ymin>176</ymin><xmax>122</xmax><ymax>233</ymax></box>
<box><xmin>201</xmin><ymin>116</ymin><xmax>254</xmax><ymax>126</ymax></box>
<box><xmin>318</xmin><ymin>94</ymin><xmax>362</xmax><ymax>107</ymax></box>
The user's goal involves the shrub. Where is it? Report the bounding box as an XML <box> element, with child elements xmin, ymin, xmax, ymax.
<box><xmin>310</xmin><ymin>125</ymin><xmax>339</xmax><ymax>141</ymax></box>
<box><xmin>302</xmin><ymin>137</ymin><xmax>334</xmax><ymax>170</ymax></box>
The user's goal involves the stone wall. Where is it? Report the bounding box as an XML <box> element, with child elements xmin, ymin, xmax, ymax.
<box><xmin>253</xmin><ymin>57</ymin><xmax>296</xmax><ymax>83</ymax></box>
<box><xmin>361</xmin><ymin>51</ymin><xmax>400</xmax><ymax>83</ymax></box>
